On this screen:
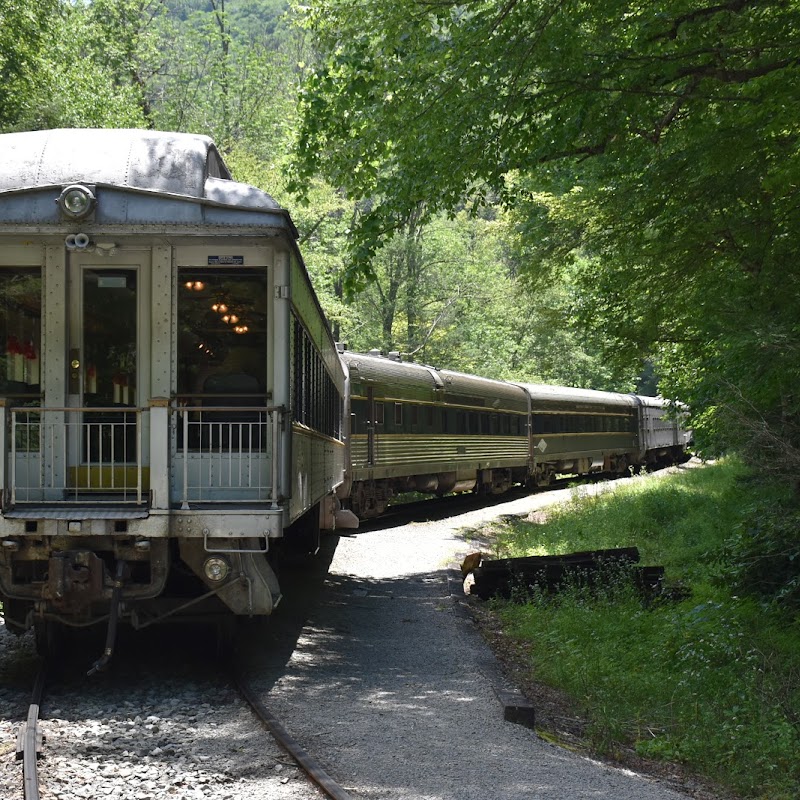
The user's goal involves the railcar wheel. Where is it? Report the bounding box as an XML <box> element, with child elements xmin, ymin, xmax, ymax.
<box><xmin>34</xmin><ymin>620</ymin><xmax>65</xmax><ymax>660</ymax></box>
<box><xmin>214</xmin><ymin>616</ymin><xmax>239</xmax><ymax>661</ymax></box>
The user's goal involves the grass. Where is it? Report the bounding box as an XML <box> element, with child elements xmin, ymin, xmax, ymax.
<box><xmin>488</xmin><ymin>460</ymin><xmax>800</xmax><ymax>800</ymax></box>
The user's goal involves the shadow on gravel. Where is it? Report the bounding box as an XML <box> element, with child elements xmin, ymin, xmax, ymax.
<box><xmin>235</xmin><ymin>532</ymin><xmax>346</xmax><ymax>689</ymax></box>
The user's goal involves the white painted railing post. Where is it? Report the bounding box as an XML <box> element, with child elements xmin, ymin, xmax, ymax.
<box><xmin>149</xmin><ymin>398</ymin><xmax>170</xmax><ymax>509</ymax></box>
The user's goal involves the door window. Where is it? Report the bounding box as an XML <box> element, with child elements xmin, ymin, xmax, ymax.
<box><xmin>83</xmin><ymin>270</ymin><xmax>137</xmax><ymax>407</ymax></box>
<box><xmin>0</xmin><ymin>268</ymin><xmax>41</xmax><ymax>396</ymax></box>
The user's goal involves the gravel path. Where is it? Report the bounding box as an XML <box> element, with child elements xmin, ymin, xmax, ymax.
<box><xmin>243</xmin><ymin>466</ymin><xmax>706</xmax><ymax>800</ymax></box>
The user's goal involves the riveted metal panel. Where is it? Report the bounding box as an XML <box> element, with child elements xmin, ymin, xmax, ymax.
<box><xmin>44</xmin><ymin>246</ymin><xmax>67</xmax><ymax>407</ymax></box>
<box><xmin>150</xmin><ymin>246</ymin><xmax>172</xmax><ymax>397</ymax></box>
<box><xmin>0</xmin><ymin>243</ymin><xmax>44</xmax><ymax>266</ymax></box>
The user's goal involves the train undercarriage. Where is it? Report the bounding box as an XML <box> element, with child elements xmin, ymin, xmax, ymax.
<box><xmin>345</xmin><ymin>446</ymin><xmax>689</xmax><ymax>520</ymax></box>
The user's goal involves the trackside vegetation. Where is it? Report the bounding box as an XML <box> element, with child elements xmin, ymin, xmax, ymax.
<box><xmin>487</xmin><ymin>461</ymin><xmax>800</xmax><ymax>800</ymax></box>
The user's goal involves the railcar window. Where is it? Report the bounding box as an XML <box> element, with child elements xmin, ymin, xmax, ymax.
<box><xmin>0</xmin><ymin>268</ymin><xmax>41</xmax><ymax>396</ymax></box>
<box><xmin>375</xmin><ymin>402</ymin><xmax>384</xmax><ymax>425</ymax></box>
<box><xmin>411</xmin><ymin>404</ymin><xmax>419</xmax><ymax>427</ymax></box>
<box><xmin>177</xmin><ymin>268</ymin><xmax>267</xmax><ymax>401</ymax></box>
<box><xmin>289</xmin><ymin>317</ymin><xmax>340</xmax><ymax>438</ymax></box>
<box><xmin>469</xmin><ymin>412</ymin><xmax>479</xmax><ymax>434</ymax></box>
<box><xmin>394</xmin><ymin>402</ymin><xmax>403</xmax><ymax>426</ymax></box>
<box><xmin>426</xmin><ymin>405</ymin><xmax>434</xmax><ymax>428</ymax></box>
<box><xmin>177</xmin><ymin>268</ymin><xmax>270</xmax><ymax>450</ymax></box>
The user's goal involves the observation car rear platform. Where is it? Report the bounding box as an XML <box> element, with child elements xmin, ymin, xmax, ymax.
<box><xmin>0</xmin><ymin>128</ymin><xmax>347</xmax><ymax>644</ymax></box>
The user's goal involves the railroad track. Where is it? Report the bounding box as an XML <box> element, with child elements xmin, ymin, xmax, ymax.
<box><xmin>16</xmin><ymin>665</ymin><xmax>45</xmax><ymax>800</ymax></box>
<box><xmin>13</xmin><ymin>652</ymin><xmax>354</xmax><ymax>800</ymax></box>
<box><xmin>233</xmin><ymin>668</ymin><xmax>353</xmax><ymax>800</ymax></box>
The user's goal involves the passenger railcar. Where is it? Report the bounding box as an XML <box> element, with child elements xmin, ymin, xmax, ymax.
<box><xmin>340</xmin><ymin>350</ymin><xmax>691</xmax><ymax>517</ymax></box>
<box><xmin>516</xmin><ymin>383</ymin><xmax>639</xmax><ymax>485</ymax></box>
<box><xmin>634</xmin><ymin>395</ymin><xmax>692</xmax><ymax>466</ymax></box>
<box><xmin>0</xmin><ymin>128</ymin><xmax>348</xmax><ymax>650</ymax></box>
<box><xmin>342</xmin><ymin>350</ymin><xmax>530</xmax><ymax>517</ymax></box>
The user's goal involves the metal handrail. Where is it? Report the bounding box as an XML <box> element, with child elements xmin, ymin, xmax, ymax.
<box><xmin>8</xmin><ymin>405</ymin><xmax>146</xmax><ymax>505</ymax></box>
<box><xmin>172</xmin><ymin>403</ymin><xmax>283</xmax><ymax>507</ymax></box>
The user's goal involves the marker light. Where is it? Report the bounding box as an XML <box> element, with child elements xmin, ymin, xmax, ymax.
<box><xmin>203</xmin><ymin>556</ymin><xmax>230</xmax><ymax>582</ymax></box>
<box><xmin>57</xmin><ymin>184</ymin><xmax>96</xmax><ymax>219</ymax></box>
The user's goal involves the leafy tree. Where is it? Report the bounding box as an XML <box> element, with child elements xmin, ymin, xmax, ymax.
<box><xmin>290</xmin><ymin>0</ymin><xmax>800</xmax><ymax>464</ymax></box>
<box><xmin>0</xmin><ymin>0</ymin><xmax>60</xmax><ymax>129</ymax></box>
<box><xmin>334</xmin><ymin>205</ymin><xmax>630</xmax><ymax>389</ymax></box>
<box><xmin>150</xmin><ymin>0</ymin><xmax>299</xmax><ymax>158</ymax></box>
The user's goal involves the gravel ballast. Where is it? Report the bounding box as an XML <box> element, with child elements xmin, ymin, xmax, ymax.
<box><xmin>0</xmin><ymin>628</ymin><xmax>324</xmax><ymax>799</ymax></box>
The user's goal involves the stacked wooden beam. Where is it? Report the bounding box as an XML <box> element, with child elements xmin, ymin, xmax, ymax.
<box><xmin>469</xmin><ymin>547</ymin><xmax>665</xmax><ymax>601</ymax></box>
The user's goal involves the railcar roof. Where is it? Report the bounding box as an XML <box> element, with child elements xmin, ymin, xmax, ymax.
<box><xmin>342</xmin><ymin>351</ymin><xmax>527</xmax><ymax>408</ymax></box>
<box><xmin>342</xmin><ymin>350</ymin><xmax>441</xmax><ymax>392</ymax></box>
<box><xmin>515</xmin><ymin>382</ymin><xmax>637</xmax><ymax>408</ymax></box>
<box><xmin>0</xmin><ymin>128</ymin><xmax>281</xmax><ymax>211</ymax></box>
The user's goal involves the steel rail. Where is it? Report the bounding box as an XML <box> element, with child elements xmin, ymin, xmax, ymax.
<box><xmin>234</xmin><ymin>670</ymin><xmax>354</xmax><ymax>800</ymax></box>
<box><xmin>20</xmin><ymin>665</ymin><xmax>47</xmax><ymax>800</ymax></box>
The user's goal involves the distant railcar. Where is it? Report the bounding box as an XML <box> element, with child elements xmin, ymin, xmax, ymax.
<box><xmin>513</xmin><ymin>383</ymin><xmax>640</xmax><ymax>485</ymax></box>
<box><xmin>339</xmin><ymin>350</ymin><xmax>691</xmax><ymax>518</ymax></box>
<box><xmin>342</xmin><ymin>350</ymin><xmax>530</xmax><ymax>517</ymax></box>
<box><xmin>0</xmin><ymin>128</ymin><xmax>349</xmax><ymax>652</ymax></box>
<box><xmin>633</xmin><ymin>395</ymin><xmax>693</xmax><ymax>466</ymax></box>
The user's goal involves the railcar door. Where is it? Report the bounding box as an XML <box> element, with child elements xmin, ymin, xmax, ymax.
<box><xmin>65</xmin><ymin>252</ymin><xmax>150</xmax><ymax>502</ymax></box>
<box><xmin>367</xmin><ymin>387</ymin><xmax>376</xmax><ymax>466</ymax></box>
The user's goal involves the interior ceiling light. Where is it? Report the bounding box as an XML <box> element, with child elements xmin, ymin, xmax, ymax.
<box><xmin>57</xmin><ymin>184</ymin><xmax>96</xmax><ymax>220</ymax></box>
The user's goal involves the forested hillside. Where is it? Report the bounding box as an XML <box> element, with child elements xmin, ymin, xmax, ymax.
<box><xmin>2</xmin><ymin>0</ymin><xmax>799</xmax><ymax>474</ymax></box>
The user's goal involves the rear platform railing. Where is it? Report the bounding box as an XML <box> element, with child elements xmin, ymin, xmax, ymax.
<box><xmin>172</xmin><ymin>404</ymin><xmax>282</xmax><ymax>507</ymax></box>
<box><xmin>6</xmin><ymin>406</ymin><xmax>146</xmax><ymax>505</ymax></box>
<box><xmin>0</xmin><ymin>402</ymin><xmax>284</xmax><ymax>508</ymax></box>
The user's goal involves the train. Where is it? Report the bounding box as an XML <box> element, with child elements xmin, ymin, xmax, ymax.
<box><xmin>341</xmin><ymin>349</ymin><xmax>691</xmax><ymax>519</ymax></box>
<box><xmin>0</xmin><ymin>128</ymin><xmax>691</xmax><ymax>659</ymax></box>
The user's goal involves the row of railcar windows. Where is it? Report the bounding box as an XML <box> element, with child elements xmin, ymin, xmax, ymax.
<box><xmin>351</xmin><ymin>398</ymin><xmax>635</xmax><ymax>437</ymax></box>
<box><xmin>292</xmin><ymin>316</ymin><xmax>342</xmax><ymax>440</ymax></box>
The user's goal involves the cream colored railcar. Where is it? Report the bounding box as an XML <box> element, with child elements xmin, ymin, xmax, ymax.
<box><xmin>0</xmin><ymin>128</ymin><xmax>347</xmax><ymax>648</ymax></box>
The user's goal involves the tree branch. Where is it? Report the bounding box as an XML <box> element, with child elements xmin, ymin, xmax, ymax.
<box><xmin>649</xmin><ymin>0</ymin><xmax>756</xmax><ymax>42</ymax></box>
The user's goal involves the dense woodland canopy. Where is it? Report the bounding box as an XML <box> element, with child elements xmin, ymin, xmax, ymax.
<box><xmin>1</xmin><ymin>0</ymin><xmax>799</xmax><ymax>479</ymax></box>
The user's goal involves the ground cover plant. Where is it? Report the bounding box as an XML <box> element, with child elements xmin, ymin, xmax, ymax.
<box><xmin>490</xmin><ymin>461</ymin><xmax>800</xmax><ymax>800</ymax></box>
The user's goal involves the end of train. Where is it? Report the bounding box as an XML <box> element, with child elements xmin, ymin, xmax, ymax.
<box><xmin>0</xmin><ymin>128</ymin><xmax>350</xmax><ymax>654</ymax></box>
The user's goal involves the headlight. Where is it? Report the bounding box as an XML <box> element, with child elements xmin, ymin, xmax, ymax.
<box><xmin>203</xmin><ymin>556</ymin><xmax>230</xmax><ymax>582</ymax></box>
<box><xmin>57</xmin><ymin>184</ymin><xmax>96</xmax><ymax>219</ymax></box>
